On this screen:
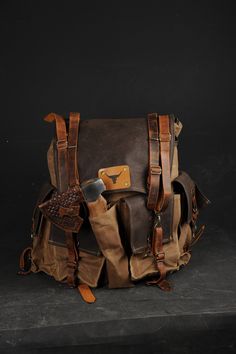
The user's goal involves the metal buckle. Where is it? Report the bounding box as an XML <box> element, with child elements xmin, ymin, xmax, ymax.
<box><xmin>56</xmin><ymin>139</ymin><xmax>68</xmax><ymax>149</ymax></box>
<box><xmin>150</xmin><ymin>165</ymin><xmax>162</xmax><ymax>175</ymax></box>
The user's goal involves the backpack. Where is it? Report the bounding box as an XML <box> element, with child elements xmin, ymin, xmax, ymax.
<box><xmin>18</xmin><ymin>112</ymin><xmax>210</xmax><ymax>303</ymax></box>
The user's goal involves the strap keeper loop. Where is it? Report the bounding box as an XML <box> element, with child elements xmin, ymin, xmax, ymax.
<box><xmin>159</xmin><ymin>133</ymin><xmax>171</xmax><ymax>142</ymax></box>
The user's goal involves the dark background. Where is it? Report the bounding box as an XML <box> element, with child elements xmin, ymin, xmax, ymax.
<box><xmin>1</xmin><ymin>0</ymin><xmax>236</xmax><ymax>247</ymax></box>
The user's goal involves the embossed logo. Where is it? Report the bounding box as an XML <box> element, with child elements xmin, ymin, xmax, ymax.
<box><xmin>104</xmin><ymin>170</ymin><xmax>123</xmax><ymax>184</ymax></box>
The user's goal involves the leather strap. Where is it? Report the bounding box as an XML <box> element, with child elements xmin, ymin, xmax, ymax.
<box><xmin>66</xmin><ymin>230</ymin><xmax>79</xmax><ymax>287</ymax></box>
<box><xmin>78</xmin><ymin>284</ymin><xmax>96</xmax><ymax>303</ymax></box>
<box><xmin>44</xmin><ymin>113</ymin><xmax>69</xmax><ymax>192</ymax></box>
<box><xmin>146</xmin><ymin>114</ymin><xmax>172</xmax><ymax>291</ymax></box>
<box><xmin>147</xmin><ymin>113</ymin><xmax>161</xmax><ymax>210</ymax></box>
<box><xmin>65</xmin><ymin>112</ymin><xmax>81</xmax><ymax>287</ymax></box>
<box><xmin>156</xmin><ymin>115</ymin><xmax>172</xmax><ymax>212</ymax></box>
<box><xmin>68</xmin><ymin>112</ymin><xmax>80</xmax><ymax>186</ymax></box>
<box><xmin>45</xmin><ymin>113</ymin><xmax>79</xmax><ymax>288</ymax></box>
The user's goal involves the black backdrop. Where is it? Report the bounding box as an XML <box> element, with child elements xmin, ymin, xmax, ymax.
<box><xmin>1</xmin><ymin>1</ymin><xmax>236</xmax><ymax>247</ymax></box>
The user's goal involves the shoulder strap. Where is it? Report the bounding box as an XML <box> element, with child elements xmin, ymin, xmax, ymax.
<box><xmin>44</xmin><ymin>113</ymin><xmax>69</xmax><ymax>192</ymax></box>
<box><xmin>68</xmin><ymin>112</ymin><xmax>80</xmax><ymax>186</ymax></box>
<box><xmin>147</xmin><ymin>113</ymin><xmax>161</xmax><ymax>210</ymax></box>
<box><xmin>146</xmin><ymin>113</ymin><xmax>172</xmax><ymax>291</ymax></box>
<box><xmin>156</xmin><ymin>115</ymin><xmax>172</xmax><ymax>212</ymax></box>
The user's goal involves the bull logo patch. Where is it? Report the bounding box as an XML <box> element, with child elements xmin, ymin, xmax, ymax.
<box><xmin>98</xmin><ymin>165</ymin><xmax>131</xmax><ymax>190</ymax></box>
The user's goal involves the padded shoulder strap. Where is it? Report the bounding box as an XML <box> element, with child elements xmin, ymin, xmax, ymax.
<box><xmin>68</xmin><ymin>112</ymin><xmax>80</xmax><ymax>186</ymax></box>
<box><xmin>146</xmin><ymin>113</ymin><xmax>173</xmax><ymax>291</ymax></box>
<box><xmin>156</xmin><ymin>115</ymin><xmax>172</xmax><ymax>212</ymax></box>
<box><xmin>44</xmin><ymin>113</ymin><xmax>69</xmax><ymax>192</ymax></box>
<box><xmin>147</xmin><ymin>113</ymin><xmax>161</xmax><ymax>210</ymax></box>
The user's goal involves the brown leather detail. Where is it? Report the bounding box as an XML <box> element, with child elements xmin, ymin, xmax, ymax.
<box><xmin>146</xmin><ymin>114</ymin><xmax>172</xmax><ymax>289</ymax></box>
<box><xmin>17</xmin><ymin>247</ymin><xmax>32</xmax><ymax>275</ymax></box>
<box><xmin>65</xmin><ymin>113</ymin><xmax>81</xmax><ymax>288</ymax></box>
<box><xmin>47</xmin><ymin>141</ymin><xmax>57</xmax><ymax>187</ymax></box>
<box><xmin>146</xmin><ymin>226</ymin><xmax>171</xmax><ymax>291</ymax></box>
<box><xmin>39</xmin><ymin>185</ymin><xmax>84</xmax><ymax>233</ymax></box>
<box><xmin>65</xmin><ymin>231</ymin><xmax>79</xmax><ymax>287</ymax></box>
<box><xmin>77</xmin><ymin>118</ymin><xmax>149</xmax><ymax>194</ymax></box>
<box><xmin>77</xmin><ymin>284</ymin><xmax>96</xmax><ymax>303</ymax></box>
<box><xmin>68</xmin><ymin>112</ymin><xmax>80</xmax><ymax>186</ymax></box>
<box><xmin>98</xmin><ymin>165</ymin><xmax>131</xmax><ymax>190</ymax></box>
<box><xmin>44</xmin><ymin>113</ymin><xmax>82</xmax><ymax>289</ymax></box>
<box><xmin>118</xmin><ymin>194</ymin><xmax>153</xmax><ymax>254</ymax></box>
<box><xmin>156</xmin><ymin>115</ymin><xmax>172</xmax><ymax>212</ymax></box>
<box><xmin>118</xmin><ymin>193</ymin><xmax>174</xmax><ymax>255</ymax></box>
<box><xmin>173</xmin><ymin>171</ymin><xmax>210</xmax><ymax>236</ymax></box>
<box><xmin>44</xmin><ymin>113</ymin><xmax>69</xmax><ymax>192</ymax></box>
<box><xmin>147</xmin><ymin>113</ymin><xmax>161</xmax><ymax>210</ymax></box>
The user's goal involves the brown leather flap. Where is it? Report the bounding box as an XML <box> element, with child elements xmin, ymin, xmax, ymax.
<box><xmin>77</xmin><ymin>117</ymin><xmax>175</xmax><ymax>194</ymax></box>
<box><xmin>118</xmin><ymin>193</ymin><xmax>174</xmax><ymax>254</ymax></box>
<box><xmin>49</xmin><ymin>116</ymin><xmax>177</xmax><ymax>255</ymax></box>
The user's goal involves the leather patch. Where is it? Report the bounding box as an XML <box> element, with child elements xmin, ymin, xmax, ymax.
<box><xmin>39</xmin><ymin>185</ymin><xmax>84</xmax><ymax>233</ymax></box>
<box><xmin>98</xmin><ymin>165</ymin><xmax>131</xmax><ymax>190</ymax></box>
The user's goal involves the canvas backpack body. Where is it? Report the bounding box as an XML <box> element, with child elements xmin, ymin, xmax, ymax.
<box><xmin>18</xmin><ymin>112</ymin><xmax>210</xmax><ymax>303</ymax></box>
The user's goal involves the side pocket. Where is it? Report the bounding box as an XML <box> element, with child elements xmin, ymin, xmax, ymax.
<box><xmin>118</xmin><ymin>193</ymin><xmax>174</xmax><ymax>255</ymax></box>
<box><xmin>173</xmin><ymin>171</ymin><xmax>210</xmax><ymax>227</ymax></box>
<box><xmin>118</xmin><ymin>194</ymin><xmax>152</xmax><ymax>254</ymax></box>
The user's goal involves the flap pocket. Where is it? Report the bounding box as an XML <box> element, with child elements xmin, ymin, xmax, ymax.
<box><xmin>173</xmin><ymin>171</ymin><xmax>210</xmax><ymax>224</ymax></box>
<box><xmin>118</xmin><ymin>193</ymin><xmax>174</xmax><ymax>254</ymax></box>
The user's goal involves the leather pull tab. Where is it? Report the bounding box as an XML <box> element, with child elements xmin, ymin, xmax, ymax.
<box><xmin>78</xmin><ymin>284</ymin><xmax>96</xmax><ymax>304</ymax></box>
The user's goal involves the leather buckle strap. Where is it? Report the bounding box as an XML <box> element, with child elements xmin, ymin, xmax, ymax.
<box><xmin>57</xmin><ymin>139</ymin><xmax>68</xmax><ymax>150</ymax></box>
<box><xmin>150</xmin><ymin>164</ymin><xmax>162</xmax><ymax>175</ymax></box>
<box><xmin>68</xmin><ymin>112</ymin><xmax>80</xmax><ymax>187</ymax></box>
<box><xmin>44</xmin><ymin>113</ymin><xmax>69</xmax><ymax>192</ymax></box>
<box><xmin>156</xmin><ymin>115</ymin><xmax>172</xmax><ymax>212</ymax></box>
<box><xmin>147</xmin><ymin>113</ymin><xmax>161</xmax><ymax>210</ymax></box>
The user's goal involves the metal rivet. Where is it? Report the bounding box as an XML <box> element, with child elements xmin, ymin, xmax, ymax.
<box><xmin>124</xmin><ymin>182</ymin><xmax>128</xmax><ymax>186</ymax></box>
<box><xmin>124</xmin><ymin>168</ymin><xmax>126</xmax><ymax>171</ymax></box>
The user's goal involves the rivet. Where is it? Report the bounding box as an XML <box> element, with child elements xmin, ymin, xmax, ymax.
<box><xmin>124</xmin><ymin>182</ymin><xmax>128</xmax><ymax>186</ymax></box>
<box><xmin>124</xmin><ymin>168</ymin><xmax>127</xmax><ymax>171</ymax></box>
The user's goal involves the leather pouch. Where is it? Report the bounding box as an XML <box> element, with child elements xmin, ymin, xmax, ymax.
<box><xmin>173</xmin><ymin>171</ymin><xmax>210</xmax><ymax>225</ymax></box>
<box><xmin>118</xmin><ymin>193</ymin><xmax>175</xmax><ymax>255</ymax></box>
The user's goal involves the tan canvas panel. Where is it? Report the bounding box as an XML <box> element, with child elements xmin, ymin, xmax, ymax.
<box><xmin>89</xmin><ymin>204</ymin><xmax>132</xmax><ymax>288</ymax></box>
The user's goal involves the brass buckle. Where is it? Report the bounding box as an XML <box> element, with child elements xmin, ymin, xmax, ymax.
<box><xmin>150</xmin><ymin>165</ymin><xmax>162</xmax><ymax>175</ymax></box>
<box><xmin>57</xmin><ymin>139</ymin><xmax>68</xmax><ymax>149</ymax></box>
